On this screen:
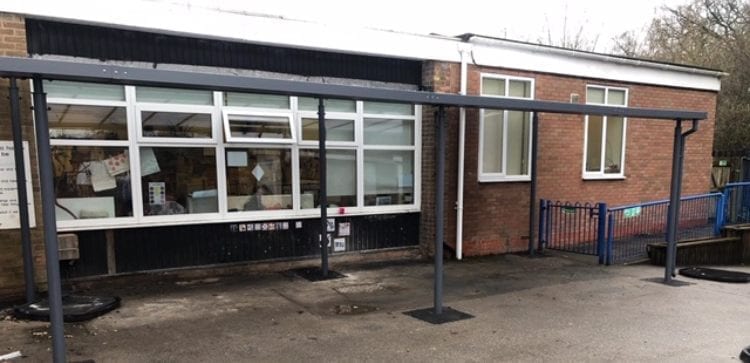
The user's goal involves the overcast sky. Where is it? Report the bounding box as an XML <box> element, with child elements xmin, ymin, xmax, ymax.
<box><xmin>183</xmin><ymin>0</ymin><xmax>690</xmax><ymax>52</ymax></box>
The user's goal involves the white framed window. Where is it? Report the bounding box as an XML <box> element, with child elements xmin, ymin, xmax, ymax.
<box><xmin>38</xmin><ymin>80</ymin><xmax>422</xmax><ymax>231</ymax></box>
<box><xmin>478</xmin><ymin>74</ymin><xmax>534</xmax><ymax>182</ymax></box>
<box><xmin>583</xmin><ymin>85</ymin><xmax>628</xmax><ymax>179</ymax></box>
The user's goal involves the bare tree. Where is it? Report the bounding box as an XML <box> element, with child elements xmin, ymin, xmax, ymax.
<box><xmin>614</xmin><ymin>0</ymin><xmax>750</xmax><ymax>156</ymax></box>
<box><xmin>537</xmin><ymin>8</ymin><xmax>600</xmax><ymax>51</ymax></box>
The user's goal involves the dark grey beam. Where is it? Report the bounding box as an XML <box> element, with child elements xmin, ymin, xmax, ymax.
<box><xmin>434</xmin><ymin>106</ymin><xmax>446</xmax><ymax>314</ymax></box>
<box><xmin>0</xmin><ymin>57</ymin><xmax>706</xmax><ymax>120</ymax></box>
<box><xmin>8</xmin><ymin>77</ymin><xmax>36</xmax><ymax>303</ymax></box>
<box><xmin>31</xmin><ymin>77</ymin><xmax>67</xmax><ymax>362</ymax></box>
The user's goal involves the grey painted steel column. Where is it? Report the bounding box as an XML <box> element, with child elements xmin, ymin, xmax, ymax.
<box><xmin>528</xmin><ymin>112</ymin><xmax>539</xmax><ymax>255</ymax></box>
<box><xmin>665</xmin><ymin>120</ymin><xmax>682</xmax><ymax>282</ymax></box>
<box><xmin>434</xmin><ymin>106</ymin><xmax>446</xmax><ymax>315</ymax></box>
<box><xmin>31</xmin><ymin>77</ymin><xmax>66</xmax><ymax>362</ymax></box>
<box><xmin>9</xmin><ymin>77</ymin><xmax>36</xmax><ymax>303</ymax></box>
<box><xmin>318</xmin><ymin>98</ymin><xmax>329</xmax><ymax>276</ymax></box>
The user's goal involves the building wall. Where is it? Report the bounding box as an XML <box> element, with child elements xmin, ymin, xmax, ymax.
<box><xmin>421</xmin><ymin>62</ymin><xmax>717</xmax><ymax>257</ymax></box>
<box><xmin>0</xmin><ymin>12</ymin><xmax>47</xmax><ymax>298</ymax></box>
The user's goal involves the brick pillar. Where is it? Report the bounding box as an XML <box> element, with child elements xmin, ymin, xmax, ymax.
<box><xmin>0</xmin><ymin>13</ymin><xmax>46</xmax><ymax>299</ymax></box>
<box><xmin>420</xmin><ymin>61</ymin><xmax>460</xmax><ymax>257</ymax></box>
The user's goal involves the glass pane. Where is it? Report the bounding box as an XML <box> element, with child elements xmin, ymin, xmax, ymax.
<box><xmin>604</xmin><ymin>117</ymin><xmax>625</xmax><ymax>174</ymax></box>
<box><xmin>481</xmin><ymin>110</ymin><xmax>504</xmax><ymax>173</ymax></box>
<box><xmin>226</xmin><ymin>114</ymin><xmax>292</xmax><ymax>140</ymax></box>
<box><xmin>226</xmin><ymin>148</ymin><xmax>292</xmax><ymax>211</ymax></box>
<box><xmin>299</xmin><ymin>149</ymin><xmax>356</xmax><ymax>208</ymax></box>
<box><xmin>299</xmin><ymin>97</ymin><xmax>356</xmax><ymax>113</ymax></box>
<box><xmin>302</xmin><ymin>118</ymin><xmax>355</xmax><ymax>142</ymax></box>
<box><xmin>364</xmin><ymin>150</ymin><xmax>414</xmax><ymax>206</ymax></box>
<box><xmin>586</xmin><ymin>115</ymin><xmax>604</xmax><ymax>172</ymax></box>
<box><xmin>225</xmin><ymin>92</ymin><xmax>289</xmax><ymax>109</ymax></box>
<box><xmin>363</xmin><ymin>118</ymin><xmax>414</xmax><ymax>145</ymax></box>
<box><xmin>140</xmin><ymin>147</ymin><xmax>218</xmax><ymax>215</ymax></box>
<box><xmin>48</xmin><ymin>104</ymin><xmax>128</xmax><ymax>140</ymax></box>
<box><xmin>482</xmin><ymin>78</ymin><xmax>506</xmax><ymax>96</ymax></box>
<box><xmin>508</xmin><ymin>80</ymin><xmax>532</xmax><ymax>98</ymax></box>
<box><xmin>44</xmin><ymin>80</ymin><xmax>125</xmax><ymax>101</ymax></box>
<box><xmin>136</xmin><ymin>87</ymin><xmax>213</xmax><ymax>105</ymax></box>
<box><xmin>363</xmin><ymin>101</ymin><xmax>413</xmax><ymax>115</ymax></box>
<box><xmin>587</xmin><ymin>88</ymin><xmax>605</xmax><ymax>104</ymax></box>
<box><xmin>142</xmin><ymin>111</ymin><xmax>212</xmax><ymax>138</ymax></box>
<box><xmin>506</xmin><ymin>111</ymin><xmax>530</xmax><ymax>175</ymax></box>
<box><xmin>52</xmin><ymin>146</ymin><xmax>132</xmax><ymax>221</ymax></box>
<box><xmin>608</xmin><ymin>89</ymin><xmax>626</xmax><ymax>106</ymax></box>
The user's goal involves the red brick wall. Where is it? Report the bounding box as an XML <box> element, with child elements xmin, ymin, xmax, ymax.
<box><xmin>420</xmin><ymin>62</ymin><xmax>717</xmax><ymax>257</ymax></box>
<box><xmin>0</xmin><ymin>13</ymin><xmax>48</xmax><ymax>298</ymax></box>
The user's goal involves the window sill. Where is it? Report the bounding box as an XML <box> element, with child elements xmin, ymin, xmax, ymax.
<box><xmin>478</xmin><ymin>175</ymin><xmax>531</xmax><ymax>183</ymax></box>
<box><xmin>582</xmin><ymin>174</ymin><xmax>626</xmax><ymax>181</ymax></box>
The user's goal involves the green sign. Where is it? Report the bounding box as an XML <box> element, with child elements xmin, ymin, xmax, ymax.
<box><xmin>623</xmin><ymin>206</ymin><xmax>642</xmax><ymax>218</ymax></box>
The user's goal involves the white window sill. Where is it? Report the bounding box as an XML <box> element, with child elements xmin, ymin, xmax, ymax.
<box><xmin>582</xmin><ymin>174</ymin><xmax>626</xmax><ymax>181</ymax></box>
<box><xmin>478</xmin><ymin>175</ymin><xmax>531</xmax><ymax>183</ymax></box>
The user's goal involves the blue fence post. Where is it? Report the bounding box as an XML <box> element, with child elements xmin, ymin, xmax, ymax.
<box><xmin>606</xmin><ymin>213</ymin><xmax>615</xmax><ymax>265</ymax></box>
<box><xmin>714</xmin><ymin>192</ymin><xmax>727</xmax><ymax>236</ymax></box>
<box><xmin>538</xmin><ymin>199</ymin><xmax>547</xmax><ymax>252</ymax></box>
<box><xmin>597</xmin><ymin>202</ymin><xmax>607</xmax><ymax>265</ymax></box>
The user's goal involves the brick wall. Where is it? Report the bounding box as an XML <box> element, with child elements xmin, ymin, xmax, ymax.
<box><xmin>421</xmin><ymin>62</ymin><xmax>717</xmax><ymax>257</ymax></box>
<box><xmin>0</xmin><ymin>13</ymin><xmax>46</xmax><ymax>298</ymax></box>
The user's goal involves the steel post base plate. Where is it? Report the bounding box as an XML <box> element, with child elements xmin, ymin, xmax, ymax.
<box><xmin>403</xmin><ymin>306</ymin><xmax>474</xmax><ymax>324</ymax></box>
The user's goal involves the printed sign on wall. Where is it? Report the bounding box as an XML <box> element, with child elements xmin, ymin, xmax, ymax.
<box><xmin>0</xmin><ymin>141</ymin><xmax>36</xmax><ymax>229</ymax></box>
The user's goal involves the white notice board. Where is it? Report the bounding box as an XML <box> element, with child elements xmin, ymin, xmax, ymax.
<box><xmin>0</xmin><ymin>141</ymin><xmax>36</xmax><ymax>229</ymax></box>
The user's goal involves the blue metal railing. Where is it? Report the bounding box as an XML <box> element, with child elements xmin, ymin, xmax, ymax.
<box><xmin>539</xmin><ymin>192</ymin><xmax>723</xmax><ymax>265</ymax></box>
<box><xmin>605</xmin><ymin>193</ymin><xmax>721</xmax><ymax>264</ymax></box>
<box><xmin>722</xmin><ymin>182</ymin><xmax>750</xmax><ymax>225</ymax></box>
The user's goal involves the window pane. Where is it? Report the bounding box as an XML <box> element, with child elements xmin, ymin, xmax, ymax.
<box><xmin>302</xmin><ymin>118</ymin><xmax>355</xmax><ymax>142</ymax></box>
<box><xmin>136</xmin><ymin>87</ymin><xmax>213</xmax><ymax>105</ymax></box>
<box><xmin>587</xmin><ymin>88</ymin><xmax>605</xmax><ymax>104</ymax></box>
<box><xmin>226</xmin><ymin>148</ymin><xmax>292</xmax><ymax>211</ymax></box>
<box><xmin>508</xmin><ymin>80</ymin><xmax>532</xmax><ymax>98</ymax></box>
<box><xmin>44</xmin><ymin>80</ymin><xmax>125</xmax><ymax>101</ymax></box>
<box><xmin>608</xmin><ymin>90</ymin><xmax>626</xmax><ymax>106</ymax></box>
<box><xmin>48</xmin><ymin>104</ymin><xmax>128</xmax><ymax>140</ymax></box>
<box><xmin>142</xmin><ymin>111</ymin><xmax>212</xmax><ymax>138</ymax></box>
<box><xmin>364</xmin><ymin>150</ymin><xmax>414</xmax><ymax>206</ymax></box>
<box><xmin>481</xmin><ymin>110</ymin><xmax>504</xmax><ymax>173</ymax></box>
<box><xmin>225</xmin><ymin>92</ymin><xmax>289</xmax><ymax>109</ymax></box>
<box><xmin>226</xmin><ymin>114</ymin><xmax>292</xmax><ymax>140</ymax></box>
<box><xmin>363</xmin><ymin>118</ymin><xmax>414</xmax><ymax>145</ymax></box>
<box><xmin>140</xmin><ymin>147</ymin><xmax>218</xmax><ymax>215</ymax></box>
<box><xmin>604</xmin><ymin>117</ymin><xmax>624</xmax><ymax>174</ymax></box>
<box><xmin>363</xmin><ymin>101</ymin><xmax>413</xmax><ymax>115</ymax></box>
<box><xmin>482</xmin><ymin>78</ymin><xmax>506</xmax><ymax>96</ymax></box>
<box><xmin>299</xmin><ymin>149</ymin><xmax>356</xmax><ymax>208</ymax></box>
<box><xmin>299</xmin><ymin>97</ymin><xmax>356</xmax><ymax>112</ymax></box>
<box><xmin>506</xmin><ymin>111</ymin><xmax>530</xmax><ymax>175</ymax></box>
<box><xmin>586</xmin><ymin>115</ymin><xmax>604</xmax><ymax>172</ymax></box>
<box><xmin>52</xmin><ymin>146</ymin><xmax>132</xmax><ymax>221</ymax></box>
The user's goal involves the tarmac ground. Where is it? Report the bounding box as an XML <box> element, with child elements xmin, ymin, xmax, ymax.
<box><xmin>1</xmin><ymin>252</ymin><xmax>748</xmax><ymax>362</ymax></box>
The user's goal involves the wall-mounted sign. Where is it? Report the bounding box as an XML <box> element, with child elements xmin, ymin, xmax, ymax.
<box><xmin>0</xmin><ymin>141</ymin><xmax>36</xmax><ymax>229</ymax></box>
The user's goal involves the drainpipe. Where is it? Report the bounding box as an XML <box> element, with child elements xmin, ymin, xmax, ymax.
<box><xmin>455</xmin><ymin>43</ymin><xmax>470</xmax><ymax>260</ymax></box>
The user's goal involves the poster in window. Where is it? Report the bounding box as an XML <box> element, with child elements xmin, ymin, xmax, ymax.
<box><xmin>148</xmin><ymin>182</ymin><xmax>166</xmax><ymax>205</ymax></box>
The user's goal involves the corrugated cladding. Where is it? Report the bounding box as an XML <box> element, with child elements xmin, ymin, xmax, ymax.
<box><xmin>60</xmin><ymin>213</ymin><xmax>420</xmax><ymax>277</ymax></box>
<box><xmin>25</xmin><ymin>19</ymin><xmax>423</xmax><ymax>86</ymax></box>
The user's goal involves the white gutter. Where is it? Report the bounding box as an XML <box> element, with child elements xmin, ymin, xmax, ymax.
<box><xmin>455</xmin><ymin>43</ymin><xmax>470</xmax><ymax>260</ymax></box>
<box><xmin>468</xmin><ymin>36</ymin><xmax>725</xmax><ymax>92</ymax></box>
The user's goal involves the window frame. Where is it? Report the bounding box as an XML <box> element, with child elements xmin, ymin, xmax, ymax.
<box><xmin>38</xmin><ymin>80</ymin><xmax>422</xmax><ymax>232</ymax></box>
<box><xmin>582</xmin><ymin>85</ymin><xmax>629</xmax><ymax>180</ymax></box>
<box><xmin>477</xmin><ymin>73</ymin><xmax>535</xmax><ymax>183</ymax></box>
<box><xmin>222</xmin><ymin>107</ymin><xmax>296</xmax><ymax>144</ymax></box>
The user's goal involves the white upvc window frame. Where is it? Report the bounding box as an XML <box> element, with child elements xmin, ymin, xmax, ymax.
<box><xmin>582</xmin><ymin>85</ymin><xmax>629</xmax><ymax>180</ymax></box>
<box><xmin>222</xmin><ymin>107</ymin><xmax>296</xmax><ymax>144</ymax></box>
<box><xmin>44</xmin><ymin>84</ymin><xmax>138</xmax><ymax>229</ymax></box>
<box><xmin>37</xmin><ymin>80</ymin><xmax>422</xmax><ymax>232</ymax></box>
<box><xmin>136</xmin><ymin>102</ymin><xmax>218</xmax><ymax>144</ymax></box>
<box><xmin>477</xmin><ymin>73</ymin><xmax>535</xmax><ymax>183</ymax></box>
